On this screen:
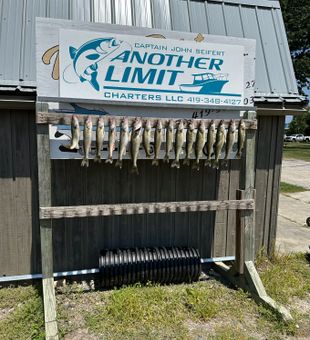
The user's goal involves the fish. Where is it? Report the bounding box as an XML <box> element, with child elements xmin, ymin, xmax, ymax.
<box><xmin>171</xmin><ymin>120</ymin><xmax>185</xmax><ymax>169</ymax></box>
<box><xmin>163</xmin><ymin>120</ymin><xmax>174</xmax><ymax>163</ymax></box>
<box><xmin>152</xmin><ymin>120</ymin><xmax>163</xmax><ymax>166</ymax></box>
<box><xmin>105</xmin><ymin>118</ymin><xmax>116</xmax><ymax>164</ymax></box>
<box><xmin>69</xmin><ymin>38</ymin><xmax>122</xmax><ymax>91</ymax></box>
<box><xmin>94</xmin><ymin>117</ymin><xmax>104</xmax><ymax>163</ymax></box>
<box><xmin>143</xmin><ymin>119</ymin><xmax>152</xmax><ymax>158</ymax></box>
<box><xmin>192</xmin><ymin>120</ymin><xmax>206</xmax><ymax>171</ymax></box>
<box><xmin>183</xmin><ymin>120</ymin><xmax>196</xmax><ymax>166</ymax></box>
<box><xmin>212</xmin><ymin>120</ymin><xmax>226</xmax><ymax>169</ymax></box>
<box><xmin>131</xmin><ymin>118</ymin><xmax>143</xmax><ymax>174</ymax></box>
<box><xmin>205</xmin><ymin>120</ymin><xmax>216</xmax><ymax>167</ymax></box>
<box><xmin>81</xmin><ymin>116</ymin><xmax>93</xmax><ymax>167</ymax></box>
<box><xmin>236</xmin><ymin>119</ymin><xmax>246</xmax><ymax>159</ymax></box>
<box><xmin>63</xmin><ymin>115</ymin><xmax>80</xmax><ymax>150</ymax></box>
<box><xmin>224</xmin><ymin>120</ymin><xmax>236</xmax><ymax>160</ymax></box>
<box><xmin>115</xmin><ymin>117</ymin><xmax>130</xmax><ymax>169</ymax></box>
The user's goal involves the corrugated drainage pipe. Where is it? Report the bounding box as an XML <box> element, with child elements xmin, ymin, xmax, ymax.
<box><xmin>99</xmin><ymin>246</ymin><xmax>201</xmax><ymax>288</ymax></box>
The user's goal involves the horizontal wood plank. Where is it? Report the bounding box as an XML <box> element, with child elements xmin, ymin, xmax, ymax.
<box><xmin>40</xmin><ymin>199</ymin><xmax>254</xmax><ymax>219</ymax></box>
<box><xmin>36</xmin><ymin>112</ymin><xmax>257</xmax><ymax>130</ymax></box>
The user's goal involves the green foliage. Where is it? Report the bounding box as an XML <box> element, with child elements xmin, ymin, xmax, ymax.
<box><xmin>280</xmin><ymin>0</ymin><xmax>310</xmax><ymax>93</ymax></box>
<box><xmin>287</xmin><ymin>110</ymin><xmax>310</xmax><ymax>135</ymax></box>
<box><xmin>280</xmin><ymin>181</ymin><xmax>308</xmax><ymax>193</ymax></box>
<box><xmin>0</xmin><ymin>285</ymin><xmax>45</xmax><ymax>339</ymax></box>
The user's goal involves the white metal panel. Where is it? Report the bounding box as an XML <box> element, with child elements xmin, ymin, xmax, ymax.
<box><xmin>170</xmin><ymin>0</ymin><xmax>191</xmax><ymax>32</ymax></box>
<box><xmin>188</xmin><ymin>1</ymin><xmax>209</xmax><ymax>34</ymax></box>
<box><xmin>93</xmin><ymin>0</ymin><xmax>112</xmax><ymax>24</ymax></box>
<box><xmin>223</xmin><ymin>4</ymin><xmax>243</xmax><ymax>37</ymax></box>
<box><xmin>48</xmin><ymin>0</ymin><xmax>70</xmax><ymax>19</ymax></box>
<box><xmin>151</xmin><ymin>0</ymin><xmax>172</xmax><ymax>30</ymax></box>
<box><xmin>205</xmin><ymin>1</ymin><xmax>226</xmax><ymax>35</ymax></box>
<box><xmin>114</xmin><ymin>0</ymin><xmax>133</xmax><ymax>25</ymax></box>
<box><xmin>133</xmin><ymin>0</ymin><xmax>152</xmax><ymax>28</ymax></box>
<box><xmin>69</xmin><ymin>0</ymin><xmax>91</xmax><ymax>21</ymax></box>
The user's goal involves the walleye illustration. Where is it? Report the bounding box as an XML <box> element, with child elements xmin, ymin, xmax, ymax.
<box><xmin>69</xmin><ymin>38</ymin><xmax>122</xmax><ymax>91</ymax></box>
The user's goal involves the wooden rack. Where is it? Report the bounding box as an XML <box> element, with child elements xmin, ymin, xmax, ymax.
<box><xmin>36</xmin><ymin>109</ymin><xmax>291</xmax><ymax>340</ymax></box>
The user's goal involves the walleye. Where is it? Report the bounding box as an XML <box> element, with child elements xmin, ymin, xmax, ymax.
<box><xmin>171</xmin><ymin>120</ymin><xmax>185</xmax><ymax>169</ymax></box>
<box><xmin>131</xmin><ymin>118</ymin><xmax>142</xmax><ymax>174</ymax></box>
<box><xmin>212</xmin><ymin>120</ymin><xmax>225</xmax><ymax>169</ymax></box>
<box><xmin>152</xmin><ymin>120</ymin><xmax>163</xmax><ymax>166</ymax></box>
<box><xmin>81</xmin><ymin>116</ymin><xmax>93</xmax><ymax>167</ymax></box>
<box><xmin>236</xmin><ymin>119</ymin><xmax>246</xmax><ymax>159</ymax></box>
<box><xmin>143</xmin><ymin>119</ymin><xmax>152</xmax><ymax>158</ymax></box>
<box><xmin>183</xmin><ymin>120</ymin><xmax>196</xmax><ymax>166</ymax></box>
<box><xmin>205</xmin><ymin>120</ymin><xmax>216</xmax><ymax>167</ymax></box>
<box><xmin>94</xmin><ymin>117</ymin><xmax>104</xmax><ymax>163</ymax></box>
<box><xmin>192</xmin><ymin>120</ymin><xmax>206</xmax><ymax>170</ymax></box>
<box><xmin>163</xmin><ymin>120</ymin><xmax>174</xmax><ymax>163</ymax></box>
<box><xmin>224</xmin><ymin>120</ymin><xmax>236</xmax><ymax>160</ymax></box>
<box><xmin>115</xmin><ymin>117</ymin><xmax>130</xmax><ymax>169</ymax></box>
<box><xmin>63</xmin><ymin>115</ymin><xmax>80</xmax><ymax>150</ymax></box>
<box><xmin>105</xmin><ymin>118</ymin><xmax>116</xmax><ymax>164</ymax></box>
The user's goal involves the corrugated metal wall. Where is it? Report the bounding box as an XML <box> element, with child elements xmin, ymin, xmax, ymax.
<box><xmin>0</xmin><ymin>0</ymin><xmax>297</xmax><ymax>95</ymax></box>
<box><xmin>0</xmin><ymin>108</ymin><xmax>284</xmax><ymax>276</ymax></box>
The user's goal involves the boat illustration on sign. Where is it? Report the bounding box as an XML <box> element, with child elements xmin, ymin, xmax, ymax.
<box><xmin>179</xmin><ymin>73</ymin><xmax>229</xmax><ymax>94</ymax></box>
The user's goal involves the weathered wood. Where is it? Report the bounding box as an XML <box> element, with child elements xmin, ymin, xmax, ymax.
<box><xmin>37</xmin><ymin>123</ymin><xmax>58</xmax><ymax>339</ymax></box>
<box><xmin>40</xmin><ymin>199</ymin><xmax>255</xmax><ymax>219</ymax></box>
<box><xmin>235</xmin><ymin>190</ymin><xmax>245</xmax><ymax>274</ymax></box>
<box><xmin>36</xmin><ymin>111</ymin><xmax>257</xmax><ymax>129</ymax></box>
<box><xmin>243</xmin><ymin>111</ymin><xmax>256</xmax><ymax>262</ymax></box>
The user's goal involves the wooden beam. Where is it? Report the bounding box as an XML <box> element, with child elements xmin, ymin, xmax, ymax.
<box><xmin>37</xmin><ymin>124</ymin><xmax>59</xmax><ymax>340</ymax></box>
<box><xmin>235</xmin><ymin>189</ymin><xmax>245</xmax><ymax>274</ymax></box>
<box><xmin>36</xmin><ymin>111</ymin><xmax>257</xmax><ymax>130</ymax></box>
<box><xmin>40</xmin><ymin>199</ymin><xmax>255</xmax><ymax>220</ymax></box>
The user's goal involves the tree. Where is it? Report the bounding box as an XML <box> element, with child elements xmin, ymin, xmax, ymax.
<box><xmin>280</xmin><ymin>0</ymin><xmax>310</xmax><ymax>94</ymax></box>
<box><xmin>287</xmin><ymin>109</ymin><xmax>310</xmax><ymax>135</ymax></box>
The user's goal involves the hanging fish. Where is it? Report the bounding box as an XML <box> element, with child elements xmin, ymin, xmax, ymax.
<box><xmin>163</xmin><ymin>120</ymin><xmax>174</xmax><ymax>163</ymax></box>
<box><xmin>131</xmin><ymin>118</ymin><xmax>142</xmax><ymax>174</ymax></box>
<box><xmin>81</xmin><ymin>116</ymin><xmax>93</xmax><ymax>167</ymax></box>
<box><xmin>143</xmin><ymin>119</ymin><xmax>152</xmax><ymax>158</ymax></box>
<box><xmin>105</xmin><ymin>118</ymin><xmax>116</xmax><ymax>164</ymax></box>
<box><xmin>152</xmin><ymin>120</ymin><xmax>163</xmax><ymax>166</ymax></box>
<box><xmin>94</xmin><ymin>117</ymin><xmax>104</xmax><ymax>163</ymax></box>
<box><xmin>192</xmin><ymin>120</ymin><xmax>206</xmax><ymax>171</ymax></box>
<box><xmin>205</xmin><ymin>120</ymin><xmax>216</xmax><ymax>167</ymax></box>
<box><xmin>236</xmin><ymin>119</ymin><xmax>246</xmax><ymax>159</ymax></box>
<box><xmin>212</xmin><ymin>120</ymin><xmax>225</xmax><ymax>169</ymax></box>
<box><xmin>63</xmin><ymin>115</ymin><xmax>80</xmax><ymax>150</ymax></box>
<box><xmin>224</xmin><ymin>120</ymin><xmax>236</xmax><ymax>160</ymax></box>
<box><xmin>183</xmin><ymin>120</ymin><xmax>196</xmax><ymax>166</ymax></box>
<box><xmin>171</xmin><ymin>120</ymin><xmax>185</xmax><ymax>169</ymax></box>
<box><xmin>115</xmin><ymin>117</ymin><xmax>130</xmax><ymax>169</ymax></box>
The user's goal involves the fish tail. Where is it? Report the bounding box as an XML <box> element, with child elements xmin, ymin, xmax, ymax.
<box><xmin>115</xmin><ymin>159</ymin><xmax>122</xmax><ymax>169</ymax></box>
<box><xmin>191</xmin><ymin>161</ymin><xmax>200</xmax><ymax>171</ymax></box>
<box><xmin>94</xmin><ymin>155</ymin><xmax>101</xmax><ymax>163</ymax></box>
<box><xmin>163</xmin><ymin>154</ymin><xmax>170</xmax><ymax>163</ymax></box>
<box><xmin>204</xmin><ymin>159</ymin><xmax>211</xmax><ymax>167</ymax></box>
<box><xmin>183</xmin><ymin>158</ymin><xmax>190</xmax><ymax>166</ymax></box>
<box><xmin>152</xmin><ymin>159</ymin><xmax>159</xmax><ymax>166</ymax></box>
<box><xmin>131</xmin><ymin>166</ymin><xmax>139</xmax><ymax>175</ymax></box>
<box><xmin>236</xmin><ymin>152</ymin><xmax>241</xmax><ymax>159</ymax></box>
<box><xmin>81</xmin><ymin>158</ymin><xmax>89</xmax><ymax>167</ymax></box>
<box><xmin>212</xmin><ymin>159</ymin><xmax>219</xmax><ymax>169</ymax></box>
<box><xmin>171</xmin><ymin>160</ymin><xmax>180</xmax><ymax>169</ymax></box>
<box><xmin>105</xmin><ymin>157</ymin><xmax>113</xmax><ymax>164</ymax></box>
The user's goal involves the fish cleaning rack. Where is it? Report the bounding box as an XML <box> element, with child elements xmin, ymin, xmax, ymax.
<box><xmin>36</xmin><ymin>107</ymin><xmax>292</xmax><ymax>339</ymax></box>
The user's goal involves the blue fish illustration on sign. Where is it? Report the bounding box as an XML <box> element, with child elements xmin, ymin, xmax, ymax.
<box><xmin>69</xmin><ymin>38</ymin><xmax>122</xmax><ymax>91</ymax></box>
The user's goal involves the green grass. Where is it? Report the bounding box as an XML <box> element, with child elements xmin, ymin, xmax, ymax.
<box><xmin>280</xmin><ymin>181</ymin><xmax>308</xmax><ymax>193</ymax></box>
<box><xmin>1</xmin><ymin>253</ymin><xmax>310</xmax><ymax>339</ymax></box>
<box><xmin>283</xmin><ymin>142</ymin><xmax>310</xmax><ymax>162</ymax></box>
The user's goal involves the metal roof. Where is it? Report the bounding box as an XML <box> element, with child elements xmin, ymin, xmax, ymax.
<box><xmin>0</xmin><ymin>0</ymin><xmax>302</xmax><ymax>101</ymax></box>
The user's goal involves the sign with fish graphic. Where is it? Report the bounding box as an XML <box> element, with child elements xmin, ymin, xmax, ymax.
<box><xmin>59</xmin><ymin>29</ymin><xmax>245</xmax><ymax>108</ymax></box>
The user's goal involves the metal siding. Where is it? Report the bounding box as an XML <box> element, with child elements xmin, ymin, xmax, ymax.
<box><xmin>0</xmin><ymin>0</ymin><xmax>298</xmax><ymax>95</ymax></box>
<box><xmin>256</xmin><ymin>7</ymin><xmax>287</xmax><ymax>94</ymax></box>
<box><xmin>151</xmin><ymin>0</ymin><xmax>172</xmax><ymax>30</ymax></box>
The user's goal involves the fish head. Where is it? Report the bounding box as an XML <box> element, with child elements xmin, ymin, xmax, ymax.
<box><xmin>239</xmin><ymin>119</ymin><xmax>246</xmax><ymax>130</ymax></box>
<box><xmin>121</xmin><ymin>117</ymin><xmax>129</xmax><ymax>131</ymax></box>
<box><xmin>133</xmin><ymin>118</ymin><xmax>142</xmax><ymax>131</ymax></box>
<box><xmin>168</xmin><ymin>120</ymin><xmax>174</xmax><ymax>131</ymax></box>
<box><xmin>178</xmin><ymin>120</ymin><xmax>184</xmax><ymax>131</ymax></box>
<box><xmin>219</xmin><ymin>120</ymin><xmax>225</xmax><ymax>132</ymax></box>
<box><xmin>230</xmin><ymin>119</ymin><xmax>236</xmax><ymax>132</ymax></box>
<box><xmin>85</xmin><ymin>116</ymin><xmax>93</xmax><ymax>130</ymax></box>
<box><xmin>97</xmin><ymin>117</ymin><xmax>104</xmax><ymax>129</ymax></box>
<box><xmin>69</xmin><ymin>37</ymin><xmax>122</xmax><ymax>91</ymax></box>
<box><xmin>145</xmin><ymin>119</ymin><xmax>151</xmax><ymax>130</ymax></box>
<box><xmin>199</xmin><ymin>120</ymin><xmax>206</xmax><ymax>131</ymax></box>
<box><xmin>188</xmin><ymin>120</ymin><xmax>195</xmax><ymax>131</ymax></box>
<box><xmin>157</xmin><ymin>120</ymin><xmax>163</xmax><ymax>131</ymax></box>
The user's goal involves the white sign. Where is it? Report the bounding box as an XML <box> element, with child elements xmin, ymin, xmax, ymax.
<box><xmin>59</xmin><ymin>29</ymin><xmax>244</xmax><ymax>108</ymax></box>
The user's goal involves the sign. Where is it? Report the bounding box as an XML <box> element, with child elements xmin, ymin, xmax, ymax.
<box><xmin>59</xmin><ymin>29</ymin><xmax>244</xmax><ymax>108</ymax></box>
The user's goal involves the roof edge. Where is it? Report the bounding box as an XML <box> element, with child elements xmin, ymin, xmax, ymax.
<box><xmin>207</xmin><ymin>0</ymin><xmax>280</xmax><ymax>9</ymax></box>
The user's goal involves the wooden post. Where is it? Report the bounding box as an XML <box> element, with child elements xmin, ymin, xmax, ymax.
<box><xmin>37</xmin><ymin>123</ymin><xmax>59</xmax><ymax>340</ymax></box>
<box><xmin>235</xmin><ymin>190</ymin><xmax>245</xmax><ymax>275</ymax></box>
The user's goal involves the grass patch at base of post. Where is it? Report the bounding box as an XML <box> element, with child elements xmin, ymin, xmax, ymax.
<box><xmin>280</xmin><ymin>181</ymin><xmax>308</xmax><ymax>193</ymax></box>
<box><xmin>283</xmin><ymin>142</ymin><xmax>310</xmax><ymax>162</ymax></box>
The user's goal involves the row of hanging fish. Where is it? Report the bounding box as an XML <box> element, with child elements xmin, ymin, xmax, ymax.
<box><xmin>64</xmin><ymin>115</ymin><xmax>246</xmax><ymax>174</ymax></box>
